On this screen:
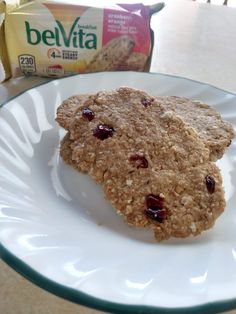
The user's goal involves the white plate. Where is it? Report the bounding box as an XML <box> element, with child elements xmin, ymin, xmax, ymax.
<box><xmin>0</xmin><ymin>72</ymin><xmax>236</xmax><ymax>313</ymax></box>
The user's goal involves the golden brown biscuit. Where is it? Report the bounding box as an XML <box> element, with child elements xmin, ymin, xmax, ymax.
<box><xmin>60</xmin><ymin>132</ymin><xmax>225</xmax><ymax>241</ymax></box>
<box><xmin>56</xmin><ymin>87</ymin><xmax>227</xmax><ymax>240</ymax></box>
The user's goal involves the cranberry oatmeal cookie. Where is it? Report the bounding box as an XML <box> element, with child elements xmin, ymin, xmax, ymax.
<box><xmin>57</xmin><ymin>93</ymin><xmax>234</xmax><ymax>161</ymax></box>
<box><xmin>56</xmin><ymin>87</ymin><xmax>228</xmax><ymax>241</ymax></box>
<box><xmin>60</xmin><ymin>134</ymin><xmax>225</xmax><ymax>241</ymax></box>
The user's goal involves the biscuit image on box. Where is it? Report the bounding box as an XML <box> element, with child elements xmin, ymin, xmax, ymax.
<box><xmin>118</xmin><ymin>52</ymin><xmax>148</xmax><ymax>71</ymax></box>
<box><xmin>87</xmin><ymin>36</ymin><xmax>135</xmax><ymax>72</ymax></box>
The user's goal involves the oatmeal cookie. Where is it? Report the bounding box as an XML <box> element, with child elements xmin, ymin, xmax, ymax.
<box><xmin>56</xmin><ymin>87</ymin><xmax>227</xmax><ymax>240</ymax></box>
<box><xmin>57</xmin><ymin>91</ymin><xmax>234</xmax><ymax>161</ymax></box>
<box><xmin>155</xmin><ymin>96</ymin><xmax>234</xmax><ymax>161</ymax></box>
<box><xmin>60</xmin><ymin>88</ymin><xmax>210</xmax><ymax>178</ymax></box>
<box><xmin>60</xmin><ymin>133</ymin><xmax>225</xmax><ymax>241</ymax></box>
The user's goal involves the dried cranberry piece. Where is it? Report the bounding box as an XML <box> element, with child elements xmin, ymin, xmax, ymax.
<box><xmin>144</xmin><ymin>194</ymin><xmax>167</xmax><ymax>222</ymax></box>
<box><xmin>93</xmin><ymin>124</ymin><xmax>114</xmax><ymax>140</ymax></box>
<box><xmin>141</xmin><ymin>97</ymin><xmax>154</xmax><ymax>107</ymax></box>
<box><xmin>205</xmin><ymin>175</ymin><xmax>215</xmax><ymax>194</ymax></box>
<box><xmin>82</xmin><ymin>108</ymin><xmax>95</xmax><ymax>121</ymax></box>
<box><xmin>144</xmin><ymin>207</ymin><xmax>167</xmax><ymax>222</ymax></box>
<box><xmin>146</xmin><ymin>194</ymin><xmax>164</xmax><ymax>209</ymax></box>
<box><xmin>129</xmin><ymin>154</ymin><xmax>148</xmax><ymax>168</ymax></box>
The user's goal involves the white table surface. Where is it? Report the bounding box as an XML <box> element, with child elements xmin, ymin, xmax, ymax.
<box><xmin>0</xmin><ymin>0</ymin><xmax>236</xmax><ymax>313</ymax></box>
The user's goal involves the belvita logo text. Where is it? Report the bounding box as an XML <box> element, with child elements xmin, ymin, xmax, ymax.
<box><xmin>25</xmin><ymin>17</ymin><xmax>97</xmax><ymax>49</ymax></box>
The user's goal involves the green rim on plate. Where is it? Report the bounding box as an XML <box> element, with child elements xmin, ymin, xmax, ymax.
<box><xmin>1</xmin><ymin>244</ymin><xmax>236</xmax><ymax>314</ymax></box>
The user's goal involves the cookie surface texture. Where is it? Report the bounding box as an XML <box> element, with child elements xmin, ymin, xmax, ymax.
<box><xmin>155</xmin><ymin>96</ymin><xmax>234</xmax><ymax>161</ymax></box>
